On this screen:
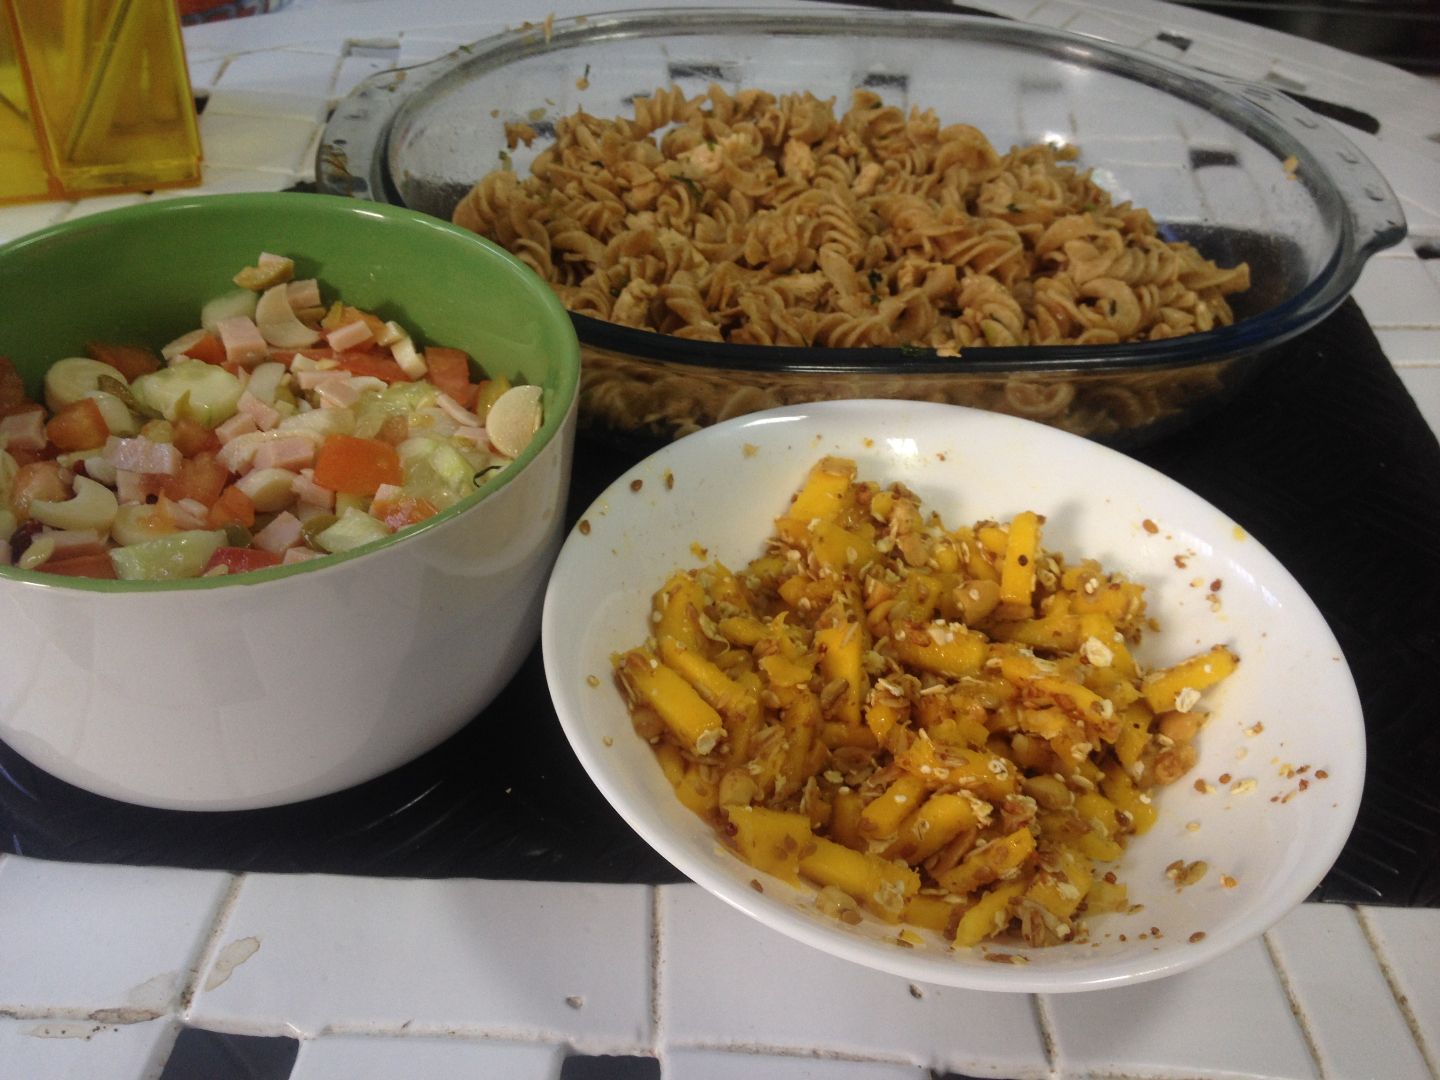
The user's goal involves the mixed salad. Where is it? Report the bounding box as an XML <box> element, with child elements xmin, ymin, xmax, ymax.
<box><xmin>0</xmin><ymin>253</ymin><xmax>543</xmax><ymax>581</ymax></box>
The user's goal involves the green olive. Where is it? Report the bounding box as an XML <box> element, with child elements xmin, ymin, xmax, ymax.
<box><xmin>301</xmin><ymin>514</ymin><xmax>338</xmax><ymax>550</ymax></box>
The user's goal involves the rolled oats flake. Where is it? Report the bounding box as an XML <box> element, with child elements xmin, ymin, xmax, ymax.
<box><xmin>1080</xmin><ymin>635</ymin><xmax>1114</xmax><ymax>668</ymax></box>
<box><xmin>1173</xmin><ymin>687</ymin><xmax>1202</xmax><ymax>713</ymax></box>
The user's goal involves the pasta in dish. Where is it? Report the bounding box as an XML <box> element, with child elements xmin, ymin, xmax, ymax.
<box><xmin>452</xmin><ymin>85</ymin><xmax>1251</xmax><ymax>352</ymax></box>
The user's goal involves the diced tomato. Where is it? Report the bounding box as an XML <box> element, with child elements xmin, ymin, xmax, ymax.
<box><xmin>206</xmin><ymin>484</ymin><xmax>256</xmax><ymax>528</ymax></box>
<box><xmin>183</xmin><ymin>332</ymin><xmax>228</xmax><ymax>366</ymax></box>
<box><xmin>42</xmin><ymin>553</ymin><xmax>118</xmax><ymax>579</ymax></box>
<box><xmin>172</xmin><ymin>417</ymin><xmax>220</xmax><ymax>457</ymax></box>
<box><xmin>45</xmin><ymin>398</ymin><xmax>110</xmax><ymax>453</ymax></box>
<box><xmin>313</xmin><ymin>433</ymin><xmax>403</xmax><ymax>496</ymax></box>
<box><xmin>204</xmin><ymin>546</ymin><xmax>284</xmax><ymax>574</ymax></box>
<box><xmin>371</xmin><ymin>491</ymin><xmax>439</xmax><ymax>530</ymax></box>
<box><xmin>161</xmin><ymin>451</ymin><xmax>230</xmax><ymax>506</ymax></box>
<box><xmin>8</xmin><ymin>460</ymin><xmax>67</xmax><ymax>520</ymax></box>
<box><xmin>335</xmin><ymin>350</ymin><xmax>410</xmax><ymax>384</ymax></box>
<box><xmin>424</xmin><ymin>346</ymin><xmax>478</xmax><ymax>409</ymax></box>
<box><xmin>86</xmin><ymin>341</ymin><xmax>161</xmax><ymax>381</ymax></box>
<box><xmin>0</xmin><ymin>356</ymin><xmax>32</xmax><ymax>412</ymax></box>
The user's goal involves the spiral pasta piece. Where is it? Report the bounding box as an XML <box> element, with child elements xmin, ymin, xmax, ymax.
<box><xmin>453</xmin><ymin>85</ymin><xmax>1250</xmax><ymax>355</ymax></box>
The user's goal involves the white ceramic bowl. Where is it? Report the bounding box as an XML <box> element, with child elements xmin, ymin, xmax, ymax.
<box><xmin>542</xmin><ymin>399</ymin><xmax>1364</xmax><ymax>992</ymax></box>
<box><xmin>0</xmin><ymin>195</ymin><xmax>581</xmax><ymax>810</ymax></box>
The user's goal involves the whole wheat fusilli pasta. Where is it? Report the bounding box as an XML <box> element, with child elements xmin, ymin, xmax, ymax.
<box><xmin>453</xmin><ymin>85</ymin><xmax>1250</xmax><ymax>353</ymax></box>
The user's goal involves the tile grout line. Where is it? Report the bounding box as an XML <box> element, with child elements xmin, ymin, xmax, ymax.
<box><xmin>1031</xmin><ymin>993</ymin><xmax>1062</xmax><ymax>1080</ymax></box>
<box><xmin>650</xmin><ymin>884</ymin><xmax>663</xmax><ymax>1064</ymax></box>
<box><xmin>1355</xmin><ymin>907</ymin><xmax>1440</xmax><ymax>1080</ymax></box>
<box><xmin>1261</xmin><ymin>927</ymin><xmax>1328</xmax><ymax>1080</ymax></box>
<box><xmin>178</xmin><ymin>872</ymin><xmax>247</xmax><ymax>1022</ymax></box>
<box><xmin>140</xmin><ymin>1018</ymin><xmax>186</xmax><ymax>1080</ymax></box>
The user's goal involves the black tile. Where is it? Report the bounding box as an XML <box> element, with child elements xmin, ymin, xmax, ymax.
<box><xmin>561</xmin><ymin>1055</ymin><xmax>661</xmax><ymax>1080</ymax></box>
<box><xmin>159</xmin><ymin>1028</ymin><xmax>300</xmax><ymax>1080</ymax></box>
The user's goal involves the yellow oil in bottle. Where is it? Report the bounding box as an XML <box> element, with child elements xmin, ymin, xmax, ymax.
<box><xmin>0</xmin><ymin>5</ymin><xmax>57</xmax><ymax>203</ymax></box>
<box><xmin>1</xmin><ymin>0</ymin><xmax>201</xmax><ymax>203</ymax></box>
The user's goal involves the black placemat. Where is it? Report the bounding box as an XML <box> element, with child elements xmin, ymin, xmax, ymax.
<box><xmin>3</xmin><ymin>298</ymin><xmax>1437</xmax><ymax>906</ymax></box>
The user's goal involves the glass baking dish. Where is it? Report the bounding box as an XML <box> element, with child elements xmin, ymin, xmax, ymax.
<box><xmin>318</xmin><ymin>7</ymin><xmax>1406</xmax><ymax>445</ymax></box>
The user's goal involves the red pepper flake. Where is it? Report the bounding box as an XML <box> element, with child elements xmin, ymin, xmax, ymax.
<box><xmin>749</xmin><ymin>879</ymin><xmax>764</xmax><ymax>893</ymax></box>
<box><xmin>630</xmin><ymin>478</ymin><xmax>644</xmax><ymax>492</ymax></box>
<box><xmin>1218</xmin><ymin>772</ymin><xmax>1232</xmax><ymax>785</ymax></box>
<box><xmin>1142</xmin><ymin>519</ymin><xmax>1159</xmax><ymax>534</ymax></box>
<box><xmin>578</xmin><ymin>519</ymin><xmax>592</xmax><ymax>535</ymax></box>
<box><xmin>1299</xmin><ymin>779</ymin><xmax>1310</xmax><ymax>791</ymax></box>
<box><xmin>1189</xmin><ymin>931</ymin><xmax>1206</xmax><ymax>944</ymax></box>
<box><xmin>1209</xmin><ymin>578</ymin><xmax>1223</xmax><ymax>592</ymax></box>
<box><xmin>1315</xmin><ymin>769</ymin><xmax>1329</xmax><ymax>780</ymax></box>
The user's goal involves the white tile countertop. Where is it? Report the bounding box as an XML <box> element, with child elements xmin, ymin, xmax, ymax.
<box><xmin>2</xmin><ymin>1</ymin><xmax>1439</xmax><ymax>1078</ymax></box>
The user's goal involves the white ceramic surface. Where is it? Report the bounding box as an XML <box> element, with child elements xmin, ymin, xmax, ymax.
<box><xmin>1</xmin><ymin>407</ymin><xmax>573</xmax><ymax>811</ymax></box>
<box><xmin>541</xmin><ymin>399</ymin><xmax>1366</xmax><ymax>993</ymax></box>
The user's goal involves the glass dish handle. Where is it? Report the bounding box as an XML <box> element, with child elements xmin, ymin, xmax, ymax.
<box><xmin>1216</xmin><ymin>78</ymin><xmax>1407</xmax><ymax>255</ymax></box>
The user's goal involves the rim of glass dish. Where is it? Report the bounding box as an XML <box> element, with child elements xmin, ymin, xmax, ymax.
<box><xmin>375</xmin><ymin>6</ymin><xmax>1375</xmax><ymax>377</ymax></box>
<box><xmin>0</xmin><ymin>192</ymin><xmax>581</xmax><ymax>595</ymax></box>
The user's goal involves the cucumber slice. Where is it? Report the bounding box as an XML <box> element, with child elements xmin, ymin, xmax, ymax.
<box><xmin>131</xmin><ymin>359</ymin><xmax>243</xmax><ymax>428</ymax></box>
<box><xmin>314</xmin><ymin>507</ymin><xmax>391</xmax><ymax>554</ymax></box>
<box><xmin>110</xmin><ymin>530</ymin><xmax>226</xmax><ymax>581</ymax></box>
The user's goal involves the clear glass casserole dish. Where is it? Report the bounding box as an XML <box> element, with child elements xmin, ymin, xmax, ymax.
<box><xmin>318</xmin><ymin>7</ymin><xmax>1406</xmax><ymax>445</ymax></box>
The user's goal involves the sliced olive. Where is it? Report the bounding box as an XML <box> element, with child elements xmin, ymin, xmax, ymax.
<box><xmin>301</xmin><ymin>513</ymin><xmax>338</xmax><ymax>550</ymax></box>
<box><xmin>97</xmin><ymin>374</ymin><xmax>162</xmax><ymax>421</ymax></box>
<box><xmin>223</xmin><ymin>523</ymin><xmax>253</xmax><ymax>548</ymax></box>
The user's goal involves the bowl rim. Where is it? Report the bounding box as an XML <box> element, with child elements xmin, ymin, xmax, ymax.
<box><xmin>540</xmin><ymin>397</ymin><xmax>1367</xmax><ymax>992</ymax></box>
<box><xmin>325</xmin><ymin>5</ymin><xmax>1405</xmax><ymax>376</ymax></box>
<box><xmin>0</xmin><ymin>192</ymin><xmax>581</xmax><ymax>594</ymax></box>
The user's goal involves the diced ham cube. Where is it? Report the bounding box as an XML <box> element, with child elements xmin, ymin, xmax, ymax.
<box><xmin>216</xmin><ymin>431</ymin><xmax>265</xmax><ymax>475</ymax></box>
<box><xmin>287</xmin><ymin>279</ymin><xmax>322</xmax><ymax>310</ymax></box>
<box><xmin>326</xmin><ymin>319</ymin><xmax>373</xmax><ymax>352</ymax></box>
<box><xmin>252</xmin><ymin>435</ymin><xmax>315</xmax><ymax>473</ymax></box>
<box><xmin>215</xmin><ymin>315</ymin><xmax>269</xmax><ymax>368</ymax></box>
<box><xmin>215</xmin><ymin>411</ymin><xmax>259</xmax><ymax>445</ymax></box>
<box><xmin>236</xmin><ymin>391</ymin><xmax>281</xmax><ymax>431</ymax></box>
<box><xmin>291</xmin><ymin>468</ymin><xmax>335</xmax><ymax>511</ymax></box>
<box><xmin>315</xmin><ymin>379</ymin><xmax>361</xmax><ymax>409</ymax></box>
<box><xmin>114</xmin><ymin>469</ymin><xmax>166</xmax><ymax>505</ymax></box>
<box><xmin>0</xmin><ymin>409</ymin><xmax>46</xmax><ymax>451</ymax></box>
<box><xmin>372</xmin><ymin>483</ymin><xmax>404</xmax><ymax>504</ymax></box>
<box><xmin>282</xmin><ymin>546</ymin><xmax>322</xmax><ymax>565</ymax></box>
<box><xmin>103</xmin><ymin>435</ymin><xmax>181</xmax><ymax>476</ymax></box>
<box><xmin>253</xmin><ymin>510</ymin><xmax>304</xmax><ymax>554</ymax></box>
<box><xmin>157</xmin><ymin>494</ymin><xmax>207</xmax><ymax>530</ymax></box>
